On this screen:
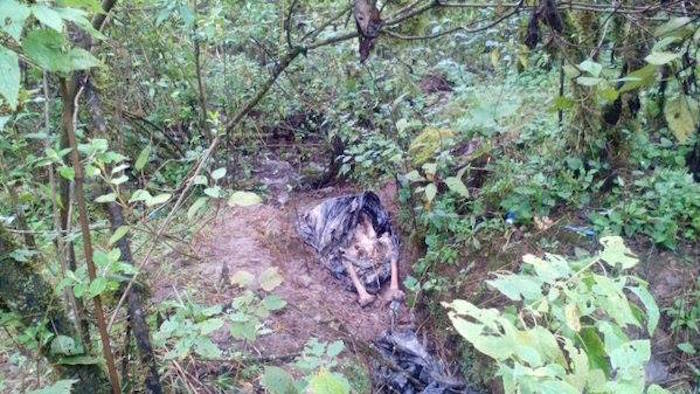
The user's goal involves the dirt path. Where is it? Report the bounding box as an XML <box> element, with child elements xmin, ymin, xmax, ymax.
<box><xmin>150</xmin><ymin>183</ymin><xmax>414</xmax><ymax>356</ymax></box>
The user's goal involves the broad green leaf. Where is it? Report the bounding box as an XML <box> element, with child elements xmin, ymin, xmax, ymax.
<box><xmin>129</xmin><ymin>189</ymin><xmax>152</xmax><ymax>203</ymax></box>
<box><xmin>230</xmin><ymin>319</ymin><xmax>257</xmax><ymax>342</ymax></box>
<box><xmin>424</xmin><ymin>182</ymin><xmax>437</xmax><ymax>203</ymax></box>
<box><xmin>109</xmin><ymin>226</ymin><xmax>128</xmax><ymax>245</ymax></box>
<box><xmin>193</xmin><ymin>337</ymin><xmax>221</xmax><ymax>359</ymax></box>
<box><xmin>627</xmin><ymin>285</ymin><xmax>659</xmax><ymax>335</ymax></box>
<box><xmin>564</xmin><ymin>304</ymin><xmax>581</xmax><ymax>332</ymax></box>
<box><xmin>576</xmin><ymin>76</ymin><xmax>602</xmax><ymax>87</ymax></box>
<box><xmin>592</xmin><ymin>275</ymin><xmax>640</xmax><ymax>328</ymax></box>
<box><xmin>27</xmin><ymin>379</ymin><xmax>77</xmax><ymax>394</ymax></box>
<box><xmin>187</xmin><ymin>196</ymin><xmax>208</xmax><ymax>220</ymax></box>
<box><xmin>522</xmin><ymin>254</ymin><xmax>571</xmax><ymax>284</ymax></box>
<box><xmin>404</xmin><ymin>170</ymin><xmax>425</xmax><ymax>183</ymax></box>
<box><xmin>204</xmin><ymin>186</ymin><xmax>222</xmax><ymax>198</ymax></box>
<box><xmin>230</xmin><ymin>270</ymin><xmax>255</xmax><ymax>288</ymax></box>
<box><xmin>645</xmin><ymin>51</ymin><xmax>681</xmax><ymax>65</ymax></box>
<box><xmin>445</xmin><ymin>176</ymin><xmax>469</xmax><ymax>198</ymax></box>
<box><xmin>50</xmin><ymin>335</ymin><xmax>80</xmax><ymax>356</ymax></box>
<box><xmin>647</xmin><ymin>384</ymin><xmax>672</xmax><ymax>394</ymax></box>
<box><xmin>308</xmin><ymin>368</ymin><xmax>350</xmax><ymax>394</ymax></box>
<box><xmin>211</xmin><ymin>167</ymin><xmax>226</xmax><ymax>180</ymax></box>
<box><xmin>88</xmin><ymin>277</ymin><xmax>108</xmax><ymax>298</ymax></box>
<box><xmin>193</xmin><ymin>175</ymin><xmax>208</xmax><ymax>185</ymax></box>
<box><xmin>146</xmin><ymin>193</ymin><xmax>171</xmax><ymax>207</ymax></box>
<box><xmin>608</xmin><ymin>339</ymin><xmax>650</xmax><ymax>380</ymax></box>
<box><xmin>57</xmin><ymin>0</ymin><xmax>103</xmax><ymax>13</ymax></box>
<box><xmin>56</xmin><ymin>355</ymin><xmax>100</xmax><ymax>365</ymax></box>
<box><xmin>619</xmin><ymin>64</ymin><xmax>658</xmax><ymax>93</ymax></box>
<box><xmin>228</xmin><ymin>191</ymin><xmax>262</xmax><ymax>207</ymax></box>
<box><xmin>66</xmin><ymin>47</ymin><xmax>99</xmax><ymax>70</ymax></box>
<box><xmin>677</xmin><ymin>342</ymin><xmax>696</xmax><ymax>354</ymax></box>
<box><xmin>422</xmin><ymin>162</ymin><xmax>437</xmax><ymax>178</ymax></box>
<box><xmin>58</xmin><ymin>166</ymin><xmax>75</xmax><ymax>181</ymax></box>
<box><xmin>110</xmin><ymin>175</ymin><xmax>128</xmax><ymax>185</ymax></box>
<box><xmin>261</xmin><ymin>366</ymin><xmax>296</xmax><ymax>394</ymax></box>
<box><xmin>196</xmin><ymin>318</ymin><xmax>223</xmax><ymax>335</ymax></box>
<box><xmin>262</xmin><ymin>294</ymin><xmax>287</xmax><ymax>311</ymax></box>
<box><xmin>94</xmin><ymin>193</ymin><xmax>116</xmax><ymax>203</ymax></box>
<box><xmin>486</xmin><ymin>274</ymin><xmax>542</xmax><ymax>302</ymax></box>
<box><xmin>655</xmin><ymin>17</ymin><xmax>692</xmax><ymax>37</ymax></box>
<box><xmin>598</xmin><ymin>236</ymin><xmax>638</xmax><ymax>269</ymax></box>
<box><xmin>0</xmin><ymin>0</ymin><xmax>31</xmax><ymax>41</ymax></box>
<box><xmin>23</xmin><ymin>29</ymin><xmax>70</xmax><ymax>72</ymax></box>
<box><xmin>111</xmin><ymin>163</ymin><xmax>130</xmax><ymax>174</ymax></box>
<box><xmin>134</xmin><ymin>145</ymin><xmax>151</xmax><ymax>171</ymax></box>
<box><xmin>664</xmin><ymin>96</ymin><xmax>699</xmax><ymax>144</ymax></box>
<box><xmin>0</xmin><ymin>48</ymin><xmax>20</xmax><ymax>109</ymax></box>
<box><xmin>578</xmin><ymin>59</ymin><xmax>602</xmax><ymax>77</ymax></box>
<box><xmin>579</xmin><ymin>328</ymin><xmax>611</xmax><ymax>377</ymax></box>
<box><xmin>259</xmin><ymin>267</ymin><xmax>283</xmax><ymax>292</ymax></box>
<box><xmin>93</xmin><ymin>251</ymin><xmax>110</xmax><ymax>267</ymax></box>
<box><xmin>326</xmin><ymin>340</ymin><xmax>345</xmax><ymax>358</ymax></box>
<box><xmin>32</xmin><ymin>5</ymin><xmax>65</xmax><ymax>32</ymax></box>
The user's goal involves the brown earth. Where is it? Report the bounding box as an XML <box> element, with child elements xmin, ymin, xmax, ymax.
<box><xmin>148</xmin><ymin>182</ymin><xmax>416</xmax><ymax>357</ymax></box>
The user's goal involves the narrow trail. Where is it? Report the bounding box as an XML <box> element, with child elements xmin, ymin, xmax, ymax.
<box><xmin>149</xmin><ymin>182</ymin><xmax>415</xmax><ymax>356</ymax></box>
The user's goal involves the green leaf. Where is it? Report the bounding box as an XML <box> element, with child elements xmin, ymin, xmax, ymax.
<box><xmin>486</xmin><ymin>274</ymin><xmax>542</xmax><ymax>302</ymax></box>
<box><xmin>58</xmin><ymin>166</ymin><xmax>75</xmax><ymax>181</ymax></box>
<box><xmin>204</xmin><ymin>186</ymin><xmax>222</xmax><ymax>198</ymax></box>
<box><xmin>109</xmin><ymin>225</ymin><xmax>129</xmax><ymax>245</ymax></box>
<box><xmin>56</xmin><ymin>355</ymin><xmax>100</xmax><ymax>365</ymax></box>
<box><xmin>262</xmin><ymin>294</ymin><xmax>287</xmax><ymax>311</ymax></box>
<box><xmin>57</xmin><ymin>0</ymin><xmax>103</xmax><ymax>13</ymax></box>
<box><xmin>228</xmin><ymin>191</ymin><xmax>262</xmax><ymax>207</ymax></box>
<box><xmin>655</xmin><ymin>17</ymin><xmax>692</xmax><ymax>36</ymax></box>
<box><xmin>193</xmin><ymin>175</ymin><xmax>208</xmax><ymax>185</ymax></box>
<box><xmin>134</xmin><ymin>145</ymin><xmax>150</xmax><ymax>171</ymax></box>
<box><xmin>32</xmin><ymin>5</ymin><xmax>65</xmax><ymax>32</ymax></box>
<box><xmin>193</xmin><ymin>337</ymin><xmax>221</xmax><ymax>359</ymax></box>
<box><xmin>677</xmin><ymin>342</ymin><xmax>696</xmax><ymax>355</ymax></box>
<box><xmin>0</xmin><ymin>48</ymin><xmax>20</xmax><ymax>109</ymax></box>
<box><xmin>230</xmin><ymin>319</ymin><xmax>257</xmax><ymax>342</ymax></box>
<box><xmin>261</xmin><ymin>366</ymin><xmax>297</xmax><ymax>394</ymax></box>
<box><xmin>627</xmin><ymin>285</ymin><xmax>659</xmax><ymax>335</ymax></box>
<box><xmin>231</xmin><ymin>270</ymin><xmax>255</xmax><ymax>289</ymax></box>
<box><xmin>0</xmin><ymin>0</ymin><xmax>31</xmax><ymax>41</ymax></box>
<box><xmin>326</xmin><ymin>340</ymin><xmax>345</xmax><ymax>358</ymax></box>
<box><xmin>444</xmin><ymin>176</ymin><xmax>469</xmax><ymax>198</ymax></box>
<box><xmin>95</xmin><ymin>193</ymin><xmax>116</xmax><ymax>203</ymax></box>
<box><xmin>27</xmin><ymin>379</ymin><xmax>78</xmax><ymax>394</ymax></box>
<box><xmin>579</xmin><ymin>328</ymin><xmax>611</xmax><ymax>377</ymax></box>
<box><xmin>619</xmin><ymin>64</ymin><xmax>658</xmax><ymax>93</ymax></box>
<box><xmin>197</xmin><ymin>318</ymin><xmax>224</xmax><ymax>335</ymax></box>
<box><xmin>308</xmin><ymin>368</ymin><xmax>351</xmax><ymax>394</ymax></box>
<box><xmin>146</xmin><ymin>193</ymin><xmax>171</xmax><ymax>207</ymax></box>
<box><xmin>211</xmin><ymin>167</ymin><xmax>226</xmax><ymax>181</ymax></box>
<box><xmin>644</xmin><ymin>51</ymin><xmax>681</xmax><ymax>66</ymax></box>
<box><xmin>664</xmin><ymin>97</ymin><xmax>699</xmax><ymax>144</ymax></box>
<box><xmin>66</xmin><ymin>47</ymin><xmax>99</xmax><ymax>70</ymax></box>
<box><xmin>187</xmin><ymin>197</ymin><xmax>208</xmax><ymax>220</ymax></box>
<box><xmin>129</xmin><ymin>189</ymin><xmax>152</xmax><ymax>203</ymax></box>
<box><xmin>598</xmin><ymin>236</ymin><xmax>638</xmax><ymax>269</ymax></box>
<box><xmin>50</xmin><ymin>335</ymin><xmax>81</xmax><ymax>356</ymax></box>
<box><xmin>88</xmin><ymin>277</ymin><xmax>108</xmax><ymax>298</ymax></box>
<box><xmin>259</xmin><ymin>267</ymin><xmax>284</xmax><ymax>292</ymax></box>
<box><xmin>23</xmin><ymin>29</ymin><xmax>69</xmax><ymax>72</ymax></box>
<box><xmin>647</xmin><ymin>384</ymin><xmax>672</xmax><ymax>394</ymax></box>
<box><xmin>424</xmin><ymin>182</ymin><xmax>437</xmax><ymax>203</ymax></box>
<box><xmin>578</xmin><ymin>59</ymin><xmax>602</xmax><ymax>77</ymax></box>
<box><xmin>608</xmin><ymin>339</ymin><xmax>650</xmax><ymax>379</ymax></box>
<box><xmin>576</xmin><ymin>76</ymin><xmax>602</xmax><ymax>87</ymax></box>
<box><xmin>404</xmin><ymin>170</ymin><xmax>425</xmax><ymax>183</ymax></box>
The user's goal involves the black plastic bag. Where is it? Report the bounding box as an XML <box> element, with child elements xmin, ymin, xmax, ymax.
<box><xmin>297</xmin><ymin>191</ymin><xmax>398</xmax><ymax>294</ymax></box>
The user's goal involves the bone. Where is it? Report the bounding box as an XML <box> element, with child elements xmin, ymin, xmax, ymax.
<box><xmin>342</xmin><ymin>256</ymin><xmax>376</xmax><ymax>307</ymax></box>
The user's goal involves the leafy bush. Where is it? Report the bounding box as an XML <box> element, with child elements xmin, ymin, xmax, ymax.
<box><xmin>444</xmin><ymin>236</ymin><xmax>667</xmax><ymax>393</ymax></box>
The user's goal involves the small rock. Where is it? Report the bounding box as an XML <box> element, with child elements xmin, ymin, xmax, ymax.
<box><xmin>295</xmin><ymin>274</ymin><xmax>313</xmax><ymax>288</ymax></box>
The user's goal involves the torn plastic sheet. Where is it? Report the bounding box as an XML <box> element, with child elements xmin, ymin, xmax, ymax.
<box><xmin>296</xmin><ymin>191</ymin><xmax>398</xmax><ymax>294</ymax></box>
<box><xmin>373</xmin><ymin>330</ymin><xmax>473</xmax><ymax>394</ymax></box>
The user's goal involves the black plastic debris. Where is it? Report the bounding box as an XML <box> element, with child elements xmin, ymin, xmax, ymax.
<box><xmin>296</xmin><ymin>191</ymin><xmax>398</xmax><ymax>294</ymax></box>
<box><xmin>373</xmin><ymin>330</ymin><xmax>472</xmax><ymax>394</ymax></box>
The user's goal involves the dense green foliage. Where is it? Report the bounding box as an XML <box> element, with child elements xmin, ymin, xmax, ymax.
<box><xmin>0</xmin><ymin>0</ymin><xmax>698</xmax><ymax>392</ymax></box>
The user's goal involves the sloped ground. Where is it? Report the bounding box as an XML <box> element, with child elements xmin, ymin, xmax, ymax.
<box><xmin>149</xmin><ymin>182</ymin><xmax>415</xmax><ymax>356</ymax></box>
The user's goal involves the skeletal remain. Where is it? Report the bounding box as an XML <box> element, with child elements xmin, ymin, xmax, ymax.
<box><xmin>341</xmin><ymin>214</ymin><xmax>403</xmax><ymax>306</ymax></box>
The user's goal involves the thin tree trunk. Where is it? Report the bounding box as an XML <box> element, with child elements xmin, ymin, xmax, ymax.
<box><xmin>61</xmin><ymin>79</ymin><xmax>122</xmax><ymax>394</ymax></box>
<box><xmin>0</xmin><ymin>226</ymin><xmax>110</xmax><ymax>394</ymax></box>
<box><xmin>107</xmin><ymin>202</ymin><xmax>163</xmax><ymax>394</ymax></box>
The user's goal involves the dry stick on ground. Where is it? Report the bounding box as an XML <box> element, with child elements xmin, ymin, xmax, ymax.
<box><xmin>64</xmin><ymin>83</ymin><xmax>121</xmax><ymax>394</ymax></box>
<box><xmin>107</xmin><ymin>0</ymin><xmax>546</xmax><ymax>329</ymax></box>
